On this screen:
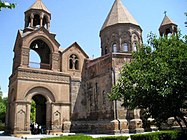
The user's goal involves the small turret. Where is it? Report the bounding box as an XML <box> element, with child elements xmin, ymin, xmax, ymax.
<box><xmin>159</xmin><ymin>12</ymin><xmax>177</xmax><ymax>36</ymax></box>
<box><xmin>24</xmin><ymin>0</ymin><xmax>51</xmax><ymax>31</ymax></box>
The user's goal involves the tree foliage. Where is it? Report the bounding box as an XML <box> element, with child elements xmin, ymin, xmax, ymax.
<box><xmin>109</xmin><ymin>33</ymin><xmax>187</xmax><ymax>129</ymax></box>
<box><xmin>0</xmin><ymin>1</ymin><xmax>15</xmax><ymax>11</ymax></box>
<box><xmin>0</xmin><ymin>87</ymin><xmax>7</xmax><ymax>123</ymax></box>
<box><xmin>30</xmin><ymin>100</ymin><xmax>36</xmax><ymax>123</ymax></box>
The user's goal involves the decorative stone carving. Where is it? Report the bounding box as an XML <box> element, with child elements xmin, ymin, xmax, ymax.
<box><xmin>17</xmin><ymin>68</ymin><xmax>70</xmax><ymax>83</ymax></box>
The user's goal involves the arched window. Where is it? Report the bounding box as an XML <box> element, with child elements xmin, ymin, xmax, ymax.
<box><xmin>43</xmin><ymin>15</ymin><xmax>48</xmax><ymax>29</ymax></box>
<box><xmin>105</xmin><ymin>46</ymin><xmax>108</xmax><ymax>54</ymax></box>
<box><xmin>112</xmin><ymin>43</ymin><xmax>117</xmax><ymax>53</ymax></box>
<box><xmin>69</xmin><ymin>54</ymin><xmax>79</xmax><ymax>70</ymax></box>
<box><xmin>29</xmin><ymin>50</ymin><xmax>41</xmax><ymax>68</ymax></box>
<box><xmin>29</xmin><ymin>39</ymin><xmax>51</xmax><ymax>69</ymax></box>
<box><xmin>121</xmin><ymin>42</ymin><xmax>128</xmax><ymax>52</ymax></box>
<box><xmin>33</xmin><ymin>14</ymin><xmax>40</xmax><ymax>27</ymax></box>
<box><xmin>133</xmin><ymin>42</ymin><xmax>137</xmax><ymax>51</ymax></box>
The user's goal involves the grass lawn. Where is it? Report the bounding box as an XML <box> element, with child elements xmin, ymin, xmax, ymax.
<box><xmin>41</xmin><ymin>135</ymin><xmax>94</xmax><ymax>140</ymax></box>
<box><xmin>41</xmin><ymin>135</ymin><xmax>129</xmax><ymax>140</ymax></box>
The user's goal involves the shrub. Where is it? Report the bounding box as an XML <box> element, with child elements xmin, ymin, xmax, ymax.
<box><xmin>131</xmin><ymin>130</ymin><xmax>187</xmax><ymax>140</ymax></box>
<box><xmin>0</xmin><ymin>123</ymin><xmax>5</xmax><ymax>131</ymax></box>
<box><xmin>98</xmin><ymin>136</ymin><xmax>129</xmax><ymax>140</ymax></box>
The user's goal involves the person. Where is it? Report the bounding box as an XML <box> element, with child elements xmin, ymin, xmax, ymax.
<box><xmin>30</xmin><ymin>122</ymin><xmax>34</xmax><ymax>134</ymax></box>
<box><xmin>34</xmin><ymin>122</ymin><xmax>38</xmax><ymax>134</ymax></box>
<box><xmin>38</xmin><ymin>125</ymin><xmax>42</xmax><ymax>134</ymax></box>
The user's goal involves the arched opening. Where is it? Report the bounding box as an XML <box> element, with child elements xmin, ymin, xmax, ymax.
<box><xmin>133</xmin><ymin>42</ymin><xmax>137</xmax><ymax>52</ymax></box>
<box><xmin>33</xmin><ymin>14</ymin><xmax>40</xmax><ymax>28</ymax></box>
<box><xmin>69</xmin><ymin>54</ymin><xmax>79</xmax><ymax>70</ymax></box>
<box><xmin>43</xmin><ymin>16</ymin><xmax>48</xmax><ymax>29</ymax></box>
<box><xmin>112</xmin><ymin>43</ymin><xmax>117</xmax><ymax>53</ymax></box>
<box><xmin>29</xmin><ymin>39</ymin><xmax>51</xmax><ymax>69</ymax></box>
<box><xmin>121</xmin><ymin>42</ymin><xmax>128</xmax><ymax>52</ymax></box>
<box><xmin>30</xmin><ymin>94</ymin><xmax>46</xmax><ymax>134</ymax></box>
<box><xmin>29</xmin><ymin>50</ymin><xmax>41</xmax><ymax>68</ymax></box>
<box><xmin>105</xmin><ymin>46</ymin><xmax>108</xmax><ymax>54</ymax></box>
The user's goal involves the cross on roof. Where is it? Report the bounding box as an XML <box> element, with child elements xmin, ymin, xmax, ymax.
<box><xmin>164</xmin><ymin>11</ymin><xmax>167</xmax><ymax>16</ymax></box>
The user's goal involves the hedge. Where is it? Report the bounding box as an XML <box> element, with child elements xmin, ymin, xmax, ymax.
<box><xmin>98</xmin><ymin>136</ymin><xmax>129</xmax><ymax>140</ymax></box>
<box><xmin>131</xmin><ymin>130</ymin><xmax>187</xmax><ymax>140</ymax></box>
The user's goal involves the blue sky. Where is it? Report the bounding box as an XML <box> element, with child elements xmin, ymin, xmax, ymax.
<box><xmin>0</xmin><ymin>0</ymin><xmax>187</xmax><ymax>96</ymax></box>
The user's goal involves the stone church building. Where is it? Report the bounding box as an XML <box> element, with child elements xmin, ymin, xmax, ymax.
<box><xmin>6</xmin><ymin>0</ymin><xmax>177</xmax><ymax>134</ymax></box>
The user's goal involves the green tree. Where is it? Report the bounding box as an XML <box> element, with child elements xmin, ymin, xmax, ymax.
<box><xmin>0</xmin><ymin>87</ymin><xmax>7</xmax><ymax>123</ymax></box>
<box><xmin>0</xmin><ymin>1</ymin><xmax>15</xmax><ymax>11</ymax></box>
<box><xmin>30</xmin><ymin>100</ymin><xmax>36</xmax><ymax>123</ymax></box>
<box><xmin>109</xmin><ymin>33</ymin><xmax>187</xmax><ymax>130</ymax></box>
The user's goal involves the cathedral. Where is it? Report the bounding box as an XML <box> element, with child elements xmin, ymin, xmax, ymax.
<box><xmin>6</xmin><ymin>0</ymin><xmax>177</xmax><ymax>134</ymax></box>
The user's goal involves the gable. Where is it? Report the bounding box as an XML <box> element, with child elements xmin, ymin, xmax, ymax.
<box><xmin>61</xmin><ymin>42</ymin><xmax>89</xmax><ymax>59</ymax></box>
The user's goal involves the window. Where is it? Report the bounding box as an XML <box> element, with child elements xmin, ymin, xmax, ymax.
<box><xmin>112</xmin><ymin>43</ymin><xmax>117</xmax><ymax>53</ymax></box>
<box><xmin>105</xmin><ymin>47</ymin><xmax>108</xmax><ymax>54</ymax></box>
<box><xmin>69</xmin><ymin>54</ymin><xmax>79</xmax><ymax>70</ymax></box>
<box><xmin>121</xmin><ymin>42</ymin><xmax>128</xmax><ymax>52</ymax></box>
<box><xmin>133</xmin><ymin>42</ymin><xmax>137</xmax><ymax>51</ymax></box>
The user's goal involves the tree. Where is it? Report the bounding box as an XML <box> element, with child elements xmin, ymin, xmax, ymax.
<box><xmin>109</xmin><ymin>33</ymin><xmax>187</xmax><ymax>130</ymax></box>
<box><xmin>0</xmin><ymin>87</ymin><xmax>7</xmax><ymax>123</ymax></box>
<box><xmin>0</xmin><ymin>1</ymin><xmax>15</xmax><ymax>11</ymax></box>
<box><xmin>30</xmin><ymin>100</ymin><xmax>36</xmax><ymax>123</ymax></box>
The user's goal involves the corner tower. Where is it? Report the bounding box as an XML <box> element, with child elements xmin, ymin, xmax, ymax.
<box><xmin>159</xmin><ymin>13</ymin><xmax>177</xmax><ymax>36</ymax></box>
<box><xmin>100</xmin><ymin>0</ymin><xmax>142</xmax><ymax>56</ymax></box>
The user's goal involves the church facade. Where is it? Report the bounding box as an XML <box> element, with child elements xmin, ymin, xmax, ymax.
<box><xmin>6</xmin><ymin>0</ymin><xmax>177</xmax><ymax>134</ymax></box>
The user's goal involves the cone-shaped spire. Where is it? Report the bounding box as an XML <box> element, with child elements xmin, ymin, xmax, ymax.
<box><xmin>101</xmin><ymin>0</ymin><xmax>139</xmax><ymax>31</ymax></box>
<box><xmin>159</xmin><ymin>15</ymin><xmax>176</xmax><ymax>28</ymax></box>
<box><xmin>26</xmin><ymin>0</ymin><xmax>50</xmax><ymax>14</ymax></box>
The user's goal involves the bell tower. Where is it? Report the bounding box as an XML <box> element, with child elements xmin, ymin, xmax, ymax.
<box><xmin>24</xmin><ymin>0</ymin><xmax>51</xmax><ymax>30</ymax></box>
<box><xmin>6</xmin><ymin>0</ymin><xmax>71</xmax><ymax>135</ymax></box>
<box><xmin>159</xmin><ymin>12</ymin><xmax>177</xmax><ymax>36</ymax></box>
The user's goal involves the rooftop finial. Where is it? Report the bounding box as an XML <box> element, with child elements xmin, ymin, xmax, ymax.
<box><xmin>164</xmin><ymin>11</ymin><xmax>167</xmax><ymax>16</ymax></box>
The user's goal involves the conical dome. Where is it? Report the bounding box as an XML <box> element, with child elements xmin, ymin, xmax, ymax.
<box><xmin>26</xmin><ymin>0</ymin><xmax>50</xmax><ymax>14</ymax></box>
<box><xmin>101</xmin><ymin>0</ymin><xmax>140</xmax><ymax>31</ymax></box>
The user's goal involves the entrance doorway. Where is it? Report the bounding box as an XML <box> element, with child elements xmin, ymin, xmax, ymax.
<box><xmin>30</xmin><ymin>94</ymin><xmax>47</xmax><ymax>134</ymax></box>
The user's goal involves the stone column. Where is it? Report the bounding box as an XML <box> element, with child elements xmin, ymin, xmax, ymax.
<box><xmin>129</xmin><ymin>109</ymin><xmax>144</xmax><ymax>133</ymax></box>
<box><xmin>13</xmin><ymin>102</ymin><xmax>17</xmax><ymax>133</ymax></box>
<box><xmin>26</xmin><ymin>102</ymin><xmax>31</xmax><ymax>132</ymax></box>
<box><xmin>51</xmin><ymin>53</ymin><xmax>60</xmax><ymax>71</ymax></box>
<box><xmin>46</xmin><ymin>101</ymin><xmax>51</xmax><ymax>132</ymax></box>
<box><xmin>47</xmin><ymin>22</ymin><xmax>50</xmax><ymax>31</ymax></box>
<box><xmin>21</xmin><ymin>47</ymin><xmax>30</xmax><ymax>68</ymax></box>
<box><xmin>30</xmin><ymin>14</ymin><xmax>34</xmax><ymax>28</ymax></box>
<box><xmin>51</xmin><ymin>103</ymin><xmax>54</xmax><ymax>131</ymax></box>
<box><xmin>40</xmin><ymin>13</ymin><xmax>44</xmax><ymax>27</ymax></box>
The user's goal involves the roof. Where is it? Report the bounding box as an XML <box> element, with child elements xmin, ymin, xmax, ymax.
<box><xmin>26</xmin><ymin>0</ymin><xmax>50</xmax><ymax>14</ymax></box>
<box><xmin>61</xmin><ymin>42</ymin><xmax>89</xmax><ymax>58</ymax></box>
<box><xmin>159</xmin><ymin>15</ymin><xmax>177</xmax><ymax>28</ymax></box>
<box><xmin>101</xmin><ymin>0</ymin><xmax>139</xmax><ymax>31</ymax></box>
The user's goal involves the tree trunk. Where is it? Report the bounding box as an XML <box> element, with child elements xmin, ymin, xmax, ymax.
<box><xmin>174</xmin><ymin>116</ymin><xmax>184</xmax><ymax>132</ymax></box>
